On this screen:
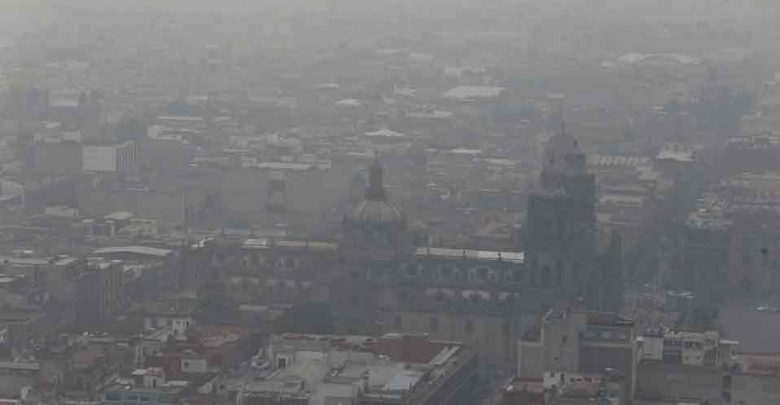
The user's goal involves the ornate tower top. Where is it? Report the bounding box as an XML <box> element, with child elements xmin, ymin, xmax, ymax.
<box><xmin>365</xmin><ymin>152</ymin><xmax>387</xmax><ymax>201</ymax></box>
<box><xmin>543</xmin><ymin>121</ymin><xmax>587</xmax><ymax>176</ymax></box>
<box><xmin>347</xmin><ymin>154</ymin><xmax>405</xmax><ymax>225</ymax></box>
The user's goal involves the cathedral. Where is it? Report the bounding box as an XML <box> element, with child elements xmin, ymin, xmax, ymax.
<box><xmin>200</xmin><ymin>127</ymin><xmax>622</xmax><ymax>368</ymax></box>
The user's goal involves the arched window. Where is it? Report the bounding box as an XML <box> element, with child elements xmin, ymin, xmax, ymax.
<box><xmin>454</xmin><ymin>269</ymin><xmax>464</xmax><ymax>281</ymax></box>
<box><xmin>476</xmin><ymin>267</ymin><xmax>490</xmax><ymax>281</ymax></box>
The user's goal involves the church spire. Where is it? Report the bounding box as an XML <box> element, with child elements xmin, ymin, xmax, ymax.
<box><xmin>365</xmin><ymin>152</ymin><xmax>387</xmax><ymax>200</ymax></box>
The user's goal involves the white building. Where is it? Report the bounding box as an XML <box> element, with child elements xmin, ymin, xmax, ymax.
<box><xmin>83</xmin><ymin>141</ymin><xmax>138</xmax><ymax>173</ymax></box>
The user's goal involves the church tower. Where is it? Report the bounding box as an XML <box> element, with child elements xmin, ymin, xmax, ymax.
<box><xmin>525</xmin><ymin>124</ymin><xmax>597</xmax><ymax>298</ymax></box>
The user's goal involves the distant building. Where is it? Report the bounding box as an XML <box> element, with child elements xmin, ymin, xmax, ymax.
<box><xmin>202</xmin><ymin>128</ymin><xmax>621</xmax><ymax>368</ymax></box>
<box><xmin>732</xmin><ymin>353</ymin><xmax>780</xmax><ymax>405</ymax></box>
<box><xmin>678</xmin><ymin>173</ymin><xmax>780</xmax><ymax>301</ymax></box>
<box><xmin>634</xmin><ymin>330</ymin><xmax>737</xmax><ymax>403</ymax></box>
<box><xmin>654</xmin><ymin>143</ymin><xmax>703</xmax><ymax>179</ymax></box>
<box><xmin>517</xmin><ymin>309</ymin><xmax>636</xmax><ymax>394</ymax></box>
<box><xmin>231</xmin><ymin>333</ymin><xmax>479</xmax><ymax>405</ymax></box>
<box><xmin>74</xmin><ymin>260</ymin><xmax>123</xmax><ymax>328</ymax></box>
<box><xmin>82</xmin><ymin>140</ymin><xmax>138</xmax><ymax>173</ymax></box>
<box><xmin>104</xmin><ymin>367</ymin><xmax>189</xmax><ymax>405</ymax></box>
<box><xmin>724</xmin><ymin>132</ymin><xmax>780</xmax><ymax>174</ymax></box>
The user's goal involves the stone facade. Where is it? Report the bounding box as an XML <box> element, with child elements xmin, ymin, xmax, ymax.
<box><xmin>202</xmin><ymin>130</ymin><xmax>622</xmax><ymax>368</ymax></box>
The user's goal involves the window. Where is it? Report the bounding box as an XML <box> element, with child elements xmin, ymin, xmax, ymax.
<box><xmin>465</xmin><ymin>318</ymin><xmax>475</xmax><ymax>334</ymax></box>
<box><xmin>394</xmin><ymin>315</ymin><xmax>403</xmax><ymax>329</ymax></box>
<box><xmin>454</xmin><ymin>270</ymin><xmax>464</xmax><ymax>281</ymax></box>
<box><xmin>434</xmin><ymin>291</ymin><xmax>445</xmax><ymax>302</ymax></box>
<box><xmin>430</xmin><ymin>316</ymin><xmax>439</xmax><ymax>332</ymax></box>
<box><xmin>476</xmin><ymin>267</ymin><xmax>489</xmax><ymax>281</ymax></box>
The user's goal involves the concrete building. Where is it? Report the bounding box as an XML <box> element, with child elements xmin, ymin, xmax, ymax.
<box><xmin>74</xmin><ymin>260</ymin><xmax>123</xmax><ymax>328</ymax></box>
<box><xmin>231</xmin><ymin>333</ymin><xmax>479</xmax><ymax>405</ymax></box>
<box><xmin>82</xmin><ymin>141</ymin><xmax>138</xmax><ymax>173</ymax></box>
<box><xmin>678</xmin><ymin>173</ymin><xmax>780</xmax><ymax>301</ymax></box>
<box><xmin>732</xmin><ymin>354</ymin><xmax>780</xmax><ymax>405</ymax></box>
<box><xmin>634</xmin><ymin>330</ymin><xmax>737</xmax><ymax>404</ymax></box>
<box><xmin>654</xmin><ymin>143</ymin><xmax>703</xmax><ymax>179</ymax></box>
<box><xmin>517</xmin><ymin>309</ymin><xmax>636</xmax><ymax>395</ymax></box>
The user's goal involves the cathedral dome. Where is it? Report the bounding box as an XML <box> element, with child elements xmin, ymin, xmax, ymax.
<box><xmin>347</xmin><ymin>155</ymin><xmax>406</xmax><ymax>225</ymax></box>
<box><xmin>349</xmin><ymin>199</ymin><xmax>405</xmax><ymax>224</ymax></box>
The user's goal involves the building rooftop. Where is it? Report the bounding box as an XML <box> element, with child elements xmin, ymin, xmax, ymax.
<box><xmin>245</xmin><ymin>334</ymin><xmax>473</xmax><ymax>405</ymax></box>
<box><xmin>93</xmin><ymin>246</ymin><xmax>173</xmax><ymax>258</ymax></box>
<box><xmin>442</xmin><ymin>86</ymin><xmax>505</xmax><ymax>101</ymax></box>
<box><xmin>415</xmin><ymin>247</ymin><xmax>524</xmax><ymax>264</ymax></box>
<box><xmin>590</xmin><ymin>154</ymin><xmax>651</xmax><ymax>168</ymax></box>
<box><xmin>736</xmin><ymin>354</ymin><xmax>780</xmax><ymax>376</ymax></box>
<box><xmin>656</xmin><ymin>144</ymin><xmax>703</xmax><ymax>162</ymax></box>
<box><xmin>242</xmin><ymin>238</ymin><xmax>338</xmax><ymax>251</ymax></box>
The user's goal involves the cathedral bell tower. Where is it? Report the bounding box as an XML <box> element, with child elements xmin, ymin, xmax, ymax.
<box><xmin>525</xmin><ymin>123</ymin><xmax>597</xmax><ymax>297</ymax></box>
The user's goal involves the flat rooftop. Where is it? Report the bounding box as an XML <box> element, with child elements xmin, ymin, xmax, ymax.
<box><xmin>246</xmin><ymin>333</ymin><xmax>473</xmax><ymax>405</ymax></box>
<box><xmin>416</xmin><ymin>247</ymin><xmax>524</xmax><ymax>264</ymax></box>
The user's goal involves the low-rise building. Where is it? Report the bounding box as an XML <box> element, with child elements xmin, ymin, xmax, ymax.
<box><xmin>517</xmin><ymin>310</ymin><xmax>636</xmax><ymax>396</ymax></box>
<box><xmin>230</xmin><ymin>333</ymin><xmax>479</xmax><ymax>405</ymax></box>
<box><xmin>634</xmin><ymin>330</ymin><xmax>736</xmax><ymax>404</ymax></box>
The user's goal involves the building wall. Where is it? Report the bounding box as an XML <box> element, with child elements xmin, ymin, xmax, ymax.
<box><xmin>384</xmin><ymin>310</ymin><xmax>531</xmax><ymax>367</ymax></box>
<box><xmin>635</xmin><ymin>361</ymin><xmax>725</xmax><ymax>403</ymax></box>
<box><xmin>518</xmin><ymin>341</ymin><xmax>545</xmax><ymax>378</ymax></box>
<box><xmin>733</xmin><ymin>373</ymin><xmax>780</xmax><ymax>405</ymax></box>
<box><xmin>83</xmin><ymin>141</ymin><xmax>137</xmax><ymax>173</ymax></box>
<box><xmin>29</xmin><ymin>141</ymin><xmax>82</xmax><ymax>173</ymax></box>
